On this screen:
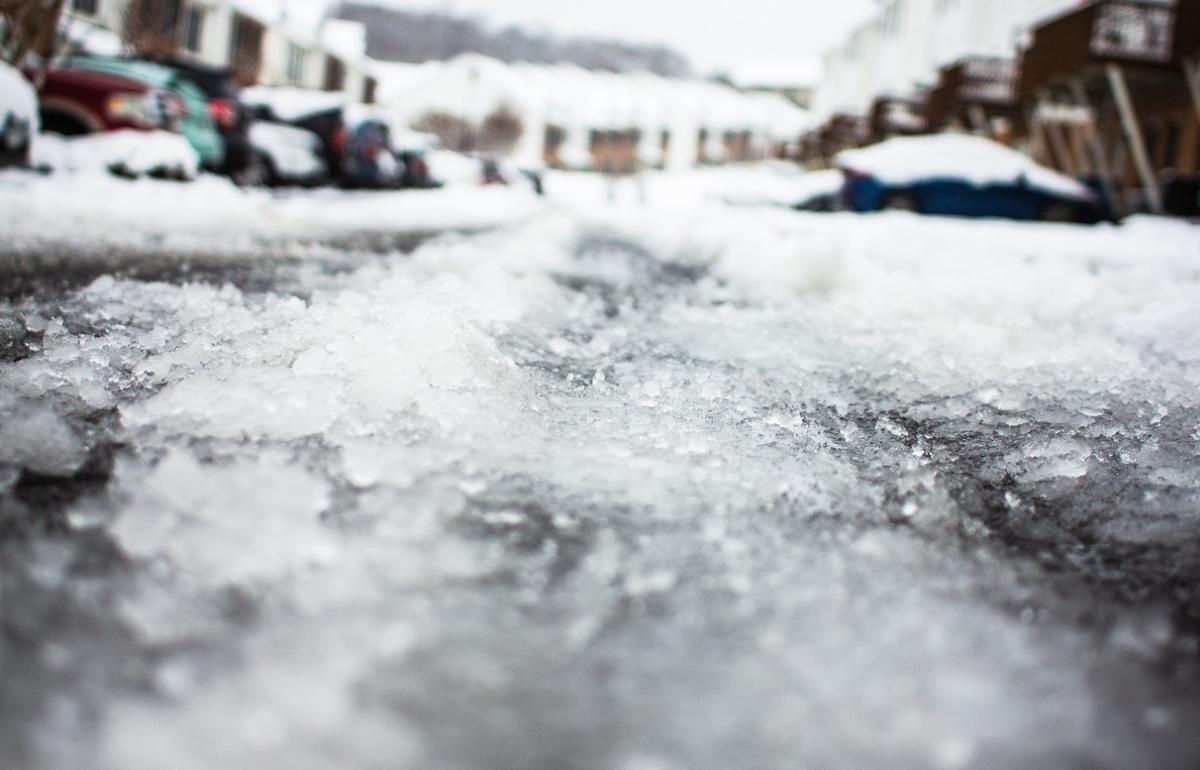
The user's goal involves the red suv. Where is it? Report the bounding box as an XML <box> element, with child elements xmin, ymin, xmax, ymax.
<box><xmin>37</xmin><ymin>68</ymin><xmax>184</xmax><ymax>136</ymax></box>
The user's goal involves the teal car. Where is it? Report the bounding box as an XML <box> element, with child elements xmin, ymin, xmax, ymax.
<box><xmin>58</xmin><ymin>56</ymin><xmax>225</xmax><ymax>169</ymax></box>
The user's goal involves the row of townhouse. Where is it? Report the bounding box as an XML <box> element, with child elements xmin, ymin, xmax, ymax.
<box><xmin>374</xmin><ymin>55</ymin><xmax>814</xmax><ymax>172</ymax></box>
<box><xmin>808</xmin><ymin>0</ymin><xmax>1200</xmax><ymax>215</ymax></box>
<box><xmin>813</xmin><ymin>0</ymin><xmax>1079</xmax><ymax>124</ymax></box>
<box><xmin>61</xmin><ymin>0</ymin><xmax>379</xmax><ymax>104</ymax></box>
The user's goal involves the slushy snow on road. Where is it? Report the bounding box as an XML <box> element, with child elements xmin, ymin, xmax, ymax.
<box><xmin>1</xmin><ymin>168</ymin><xmax>1199</xmax><ymax>770</ymax></box>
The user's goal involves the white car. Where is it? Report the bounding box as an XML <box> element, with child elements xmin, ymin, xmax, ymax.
<box><xmin>249</xmin><ymin>120</ymin><xmax>327</xmax><ymax>187</ymax></box>
<box><xmin>0</xmin><ymin>61</ymin><xmax>37</xmax><ymax>168</ymax></box>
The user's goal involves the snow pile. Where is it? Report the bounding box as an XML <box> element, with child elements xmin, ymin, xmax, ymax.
<box><xmin>33</xmin><ymin>130</ymin><xmax>200</xmax><ymax>179</ymax></box>
<box><xmin>0</xmin><ymin>169</ymin><xmax>545</xmax><ymax>272</ymax></box>
<box><xmin>59</xmin><ymin>15</ymin><xmax>125</xmax><ymax>56</ymax></box>
<box><xmin>0</xmin><ymin>61</ymin><xmax>37</xmax><ymax>127</ymax></box>
<box><xmin>837</xmin><ymin>134</ymin><xmax>1094</xmax><ymax>200</ymax></box>
<box><xmin>0</xmin><ymin>61</ymin><xmax>38</xmax><ymax>158</ymax></box>
<box><xmin>110</xmin><ymin>450</ymin><xmax>337</xmax><ymax>584</ymax></box>
<box><xmin>0</xmin><ymin>405</ymin><xmax>88</xmax><ymax>477</ymax></box>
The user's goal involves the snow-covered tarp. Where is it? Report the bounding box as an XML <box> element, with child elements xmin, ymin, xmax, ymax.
<box><xmin>837</xmin><ymin>134</ymin><xmax>1094</xmax><ymax>200</ymax></box>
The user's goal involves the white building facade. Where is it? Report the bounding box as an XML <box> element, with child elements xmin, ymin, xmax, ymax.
<box><xmin>61</xmin><ymin>0</ymin><xmax>377</xmax><ymax>104</ymax></box>
<box><xmin>812</xmin><ymin>0</ymin><xmax>1082</xmax><ymax>121</ymax></box>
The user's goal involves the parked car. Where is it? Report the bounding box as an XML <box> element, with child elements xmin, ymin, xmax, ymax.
<box><xmin>0</xmin><ymin>61</ymin><xmax>36</xmax><ymax>168</ymax></box>
<box><xmin>39</xmin><ymin>67</ymin><xmax>183</xmax><ymax>136</ymax></box>
<box><xmin>1161</xmin><ymin>172</ymin><xmax>1200</xmax><ymax>218</ymax></box>
<box><xmin>390</xmin><ymin>130</ymin><xmax>438</xmax><ymax>189</ymax></box>
<box><xmin>50</xmin><ymin>56</ymin><xmax>224</xmax><ymax>170</ymax></box>
<box><xmin>426</xmin><ymin>148</ymin><xmax>484</xmax><ymax>187</ymax></box>
<box><xmin>789</xmin><ymin>169</ymin><xmax>846</xmax><ymax>212</ymax></box>
<box><xmin>837</xmin><ymin>134</ymin><xmax>1107</xmax><ymax>224</ymax></box>
<box><xmin>248</xmin><ymin>120</ymin><xmax>326</xmax><ymax>187</ymax></box>
<box><xmin>242</xmin><ymin>89</ymin><xmax>349</xmax><ymax>183</ymax></box>
<box><xmin>245</xmin><ymin>102</ymin><xmax>347</xmax><ymax>183</ymax></box>
<box><xmin>396</xmin><ymin>147</ymin><xmax>434</xmax><ymax>189</ymax></box>
<box><xmin>142</xmin><ymin>58</ymin><xmax>254</xmax><ymax>180</ymax></box>
<box><xmin>482</xmin><ymin>156</ymin><xmax>546</xmax><ymax>195</ymax></box>
<box><xmin>343</xmin><ymin>117</ymin><xmax>400</xmax><ymax>189</ymax></box>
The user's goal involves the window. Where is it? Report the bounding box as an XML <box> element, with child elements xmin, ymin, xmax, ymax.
<box><xmin>70</xmin><ymin>0</ymin><xmax>98</xmax><ymax>15</ymax></box>
<box><xmin>160</xmin><ymin>0</ymin><xmax>181</xmax><ymax>37</ymax></box>
<box><xmin>183</xmin><ymin>7</ymin><xmax>204</xmax><ymax>53</ymax></box>
<box><xmin>228</xmin><ymin>15</ymin><xmax>264</xmax><ymax>84</ymax></box>
<box><xmin>286</xmin><ymin>43</ymin><xmax>307</xmax><ymax>86</ymax></box>
<box><xmin>323</xmin><ymin>56</ymin><xmax>346</xmax><ymax>92</ymax></box>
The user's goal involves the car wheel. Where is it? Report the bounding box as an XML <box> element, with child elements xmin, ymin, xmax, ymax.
<box><xmin>1040</xmin><ymin>200</ymin><xmax>1076</xmax><ymax>223</ymax></box>
<box><xmin>883</xmin><ymin>191</ymin><xmax>919</xmax><ymax>213</ymax></box>
<box><xmin>234</xmin><ymin>153</ymin><xmax>271</xmax><ymax>187</ymax></box>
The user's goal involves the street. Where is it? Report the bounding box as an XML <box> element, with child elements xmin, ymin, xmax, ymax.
<box><xmin>2</xmin><ymin>169</ymin><xmax>1200</xmax><ymax>769</ymax></box>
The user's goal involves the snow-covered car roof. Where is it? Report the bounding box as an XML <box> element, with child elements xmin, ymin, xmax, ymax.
<box><xmin>240</xmin><ymin>86</ymin><xmax>347</xmax><ymax>123</ymax></box>
<box><xmin>836</xmin><ymin>134</ymin><xmax>1094</xmax><ymax>201</ymax></box>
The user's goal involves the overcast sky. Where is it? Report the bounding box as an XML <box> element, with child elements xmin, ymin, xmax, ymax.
<box><xmin>345</xmin><ymin>1</ymin><xmax>877</xmax><ymax>81</ymax></box>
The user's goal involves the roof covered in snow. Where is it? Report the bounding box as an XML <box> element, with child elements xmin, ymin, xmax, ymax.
<box><xmin>241</xmin><ymin>86</ymin><xmax>347</xmax><ymax>122</ymax></box>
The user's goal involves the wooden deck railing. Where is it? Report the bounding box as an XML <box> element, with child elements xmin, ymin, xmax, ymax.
<box><xmin>926</xmin><ymin>57</ymin><xmax>1017</xmax><ymax>129</ymax></box>
<box><xmin>1020</xmin><ymin>0</ymin><xmax>1179</xmax><ymax>95</ymax></box>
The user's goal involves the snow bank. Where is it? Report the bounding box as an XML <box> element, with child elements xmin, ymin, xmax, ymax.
<box><xmin>0</xmin><ymin>169</ymin><xmax>545</xmax><ymax>270</ymax></box>
<box><xmin>33</xmin><ymin>130</ymin><xmax>200</xmax><ymax>179</ymax></box>
<box><xmin>837</xmin><ymin>134</ymin><xmax>1094</xmax><ymax>200</ymax></box>
<box><xmin>110</xmin><ymin>450</ymin><xmax>337</xmax><ymax>584</ymax></box>
<box><xmin>0</xmin><ymin>405</ymin><xmax>88</xmax><ymax>477</ymax></box>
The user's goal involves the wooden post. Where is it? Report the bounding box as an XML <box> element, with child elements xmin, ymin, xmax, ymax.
<box><xmin>1027</xmin><ymin>100</ymin><xmax>1048</xmax><ymax>165</ymax></box>
<box><xmin>1047</xmin><ymin>118</ymin><xmax>1078</xmax><ymax>175</ymax></box>
<box><xmin>1072</xmin><ymin>127</ymin><xmax>1092</xmax><ymax>175</ymax></box>
<box><xmin>1111</xmin><ymin>138</ymin><xmax>1127</xmax><ymax>194</ymax></box>
<box><xmin>1184</xmin><ymin>56</ymin><xmax>1200</xmax><ymax>128</ymax></box>
<box><xmin>1069</xmin><ymin>78</ymin><xmax>1121</xmax><ymax>217</ymax></box>
<box><xmin>1106</xmin><ymin>64</ymin><xmax>1163</xmax><ymax>214</ymax></box>
<box><xmin>967</xmin><ymin>104</ymin><xmax>989</xmax><ymax>136</ymax></box>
